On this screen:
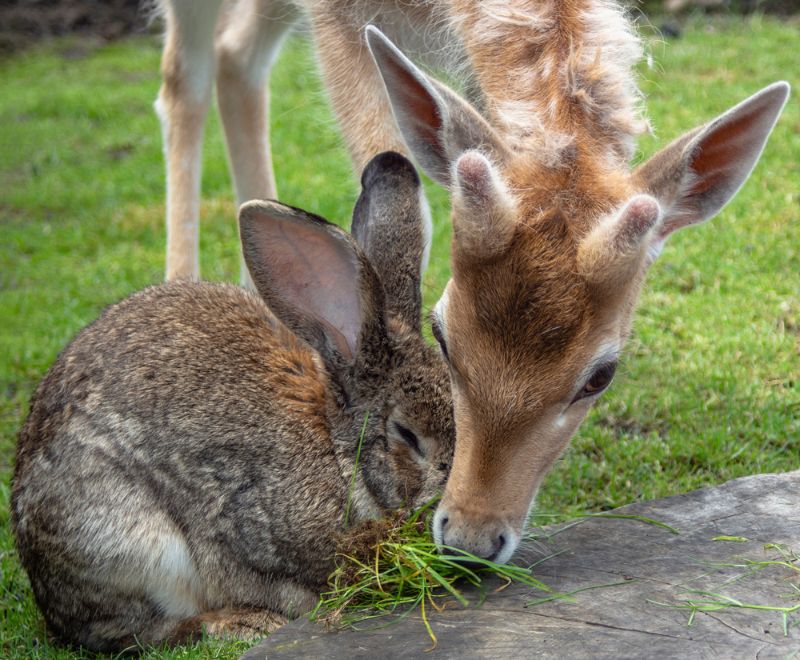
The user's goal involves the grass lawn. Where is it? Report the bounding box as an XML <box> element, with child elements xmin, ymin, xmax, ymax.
<box><xmin>1</xmin><ymin>14</ymin><xmax>798</xmax><ymax>659</ymax></box>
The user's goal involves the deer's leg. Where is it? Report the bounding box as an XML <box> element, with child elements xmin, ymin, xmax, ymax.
<box><xmin>309</xmin><ymin>16</ymin><xmax>432</xmax><ymax>269</ymax></box>
<box><xmin>215</xmin><ymin>0</ymin><xmax>299</xmax><ymax>287</ymax></box>
<box><xmin>156</xmin><ymin>0</ymin><xmax>223</xmax><ymax>281</ymax></box>
<box><xmin>309</xmin><ymin>17</ymin><xmax>409</xmax><ymax>170</ymax></box>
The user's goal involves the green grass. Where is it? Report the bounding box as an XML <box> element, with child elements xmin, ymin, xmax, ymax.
<box><xmin>649</xmin><ymin>542</ymin><xmax>800</xmax><ymax>635</ymax></box>
<box><xmin>312</xmin><ymin>502</ymin><xmax>555</xmax><ymax>650</ymax></box>
<box><xmin>1</xmin><ymin>14</ymin><xmax>799</xmax><ymax>658</ymax></box>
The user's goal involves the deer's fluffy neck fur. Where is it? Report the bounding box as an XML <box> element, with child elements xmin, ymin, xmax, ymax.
<box><xmin>310</xmin><ymin>0</ymin><xmax>648</xmax><ymax>168</ymax></box>
<box><xmin>449</xmin><ymin>0</ymin><xmax>649</xmax><ymax>167</ymax></box>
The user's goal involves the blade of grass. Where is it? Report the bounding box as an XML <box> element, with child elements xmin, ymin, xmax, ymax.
<box><xmin>576</xmin><ymin>513</ymin><xmax>680</xmax><ymax>535</ymax></box>
<box><xmin>343</xmin><ymin>411</ymin><xmax>370</xmax><ymax>527</ymax></box>
<box><xmin>424</xmin><ymin>565</ymin><xmax>469</xmax><ymax>607</ymax></box>
<box><xmin>526</xmin><ymin>579</ymin><xmax>636</xmax><ymax>607</ymax></box>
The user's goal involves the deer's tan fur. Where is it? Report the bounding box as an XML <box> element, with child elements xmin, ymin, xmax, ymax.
<box><xmin>156</xmin><ymin>0</ymin><xmax>788</xmax><ymax>563</ymax></box>
<box><xmin>362</xmin><ymin>14</ymin><xmax>786</xmax><ymax>562</ymax></box>
<box><xmin>156</xmin><ymin>0</ymin><xmax>644</xmax><ymax>277</ymax></box>
<box><xmin>449</xmin><ymin>0</ymin><xmax>649</xmax><ymax>165</ymax></box>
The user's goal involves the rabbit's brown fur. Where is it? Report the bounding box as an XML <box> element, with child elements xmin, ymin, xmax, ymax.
<box><xmin>12</xmin><ymin>153</ymin><xmax>453</xmax><ymax>653</ymax></box>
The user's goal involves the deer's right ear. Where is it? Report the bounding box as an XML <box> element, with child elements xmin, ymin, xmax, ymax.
<box><xmin>635</xmin><ymin>81</ymin><xmax>789</xmax><ymax>257</ymax></box>
<box><xmin>239</xmin><ymin>201</ymin><xmax>385</xmax><ymax>368</ymax></box>
<box><xmin>365</xmin><ymin>25</ymin><xmax>508</xmax><ymax>188</ymax></box>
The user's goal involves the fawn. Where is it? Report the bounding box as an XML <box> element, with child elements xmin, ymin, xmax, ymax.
<box><xmin>154</xmin><ymin>0</ymin><xmax>789</xmax><ymax>563</ymax></box>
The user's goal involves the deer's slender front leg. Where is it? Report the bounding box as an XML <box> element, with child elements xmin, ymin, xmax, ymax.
<box><xmin>311</xmin><ymin>17</ymin><xmax>433</xmax><ymax>272</ymax></box>
<box><xmin>156</xmin><ymin>0</ymin><xmax>223</xmax><ymax>281</ymax></box>
<box><xmin>308</xmin><ymin>16</ymin><xmax>408</xmax><ymax>171</ymax></box>
<box><xmin>216</xmin><ymin>0</ymin><xmax>299</xmax><ymax>287</ymax></box>
<box><xmin>308</xmin><ymin>17</ymin><xmax>434</xmax><ymax>269</ymax></box>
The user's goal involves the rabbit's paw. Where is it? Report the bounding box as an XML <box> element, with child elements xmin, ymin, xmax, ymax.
<box><xmin>194</xmin><ymin>608</ymin><xmax>288</xmax><ymax>641</ymax></box>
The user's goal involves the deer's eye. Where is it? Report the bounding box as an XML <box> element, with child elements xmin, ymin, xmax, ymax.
<box><xmin>430</xmin><ymin>318</ymin><xmax>449</xmax><ymax>361</ymax></box>
<box><xmin>394</xmin><ymin>422</ymin><xmax>422</xmax><ymax>456</ymax></box>
<box><xmin>572</xmin><ymin>362</ymin><xmax>617</xmax><ymax>403</ymax></box>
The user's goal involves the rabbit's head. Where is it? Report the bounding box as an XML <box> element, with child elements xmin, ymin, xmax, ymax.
<box><xmin>239</xmin><ymin>152</ymin><xmax>453</xmax><ymax>515</ymax></box>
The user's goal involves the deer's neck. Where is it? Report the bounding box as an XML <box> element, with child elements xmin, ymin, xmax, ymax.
<box><xmin>449</xmin><ymin>0</ymin><xmax>649</xmax><ymax>168</ymax></box>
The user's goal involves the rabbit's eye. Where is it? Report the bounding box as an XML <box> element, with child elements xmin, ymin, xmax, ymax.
<box><xmin>430</xmin><ymin>318</ymin><xmax>449</xmax><ymax>360</ymax></box>
<box><xmin>394</xmin><ymin>422</ymin><xmax>422</xmax><ymax>456</ymax></box>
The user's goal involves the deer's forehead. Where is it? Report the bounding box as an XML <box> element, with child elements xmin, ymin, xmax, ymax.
<box><xmin>443</xmin><ymin>153</ymin><xmax>643</xmax><ymax>385</ymax></box>
<box><xmin>445</xmin><ymin>217</ymin><xmax>637</xmax><ymax>383</ymax></box>
<box><xmin>450</xmin><ymin>240</ymin><xmax>588</xmax><ymax>365</ymax></box>
<box><xmin>503</xmin><ymin>152</ymin><xmax>636</xmax><ymax>229</ymax></box>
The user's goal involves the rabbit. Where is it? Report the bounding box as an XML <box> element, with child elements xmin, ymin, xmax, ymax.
<box><xmin>11</xmin><ymin>151</ymin><xmax>454</xmax><ymax>653</ymax></box>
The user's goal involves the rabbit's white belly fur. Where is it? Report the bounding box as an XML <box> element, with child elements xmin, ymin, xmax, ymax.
<box><xmin>144</xmin><ymin>533</ymin><xmax>205</xmax><ymax>618</ymax></box>
<box><xmin>80</xmin><ymin>510</ymin><xmax>206</xmax><ymax>618</ymax></box>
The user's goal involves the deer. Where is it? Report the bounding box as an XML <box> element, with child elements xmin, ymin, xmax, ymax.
<box><xmin>155</xmin><ymin>0</ymin><xmax>789</xmax><ymax>564</ymax></box>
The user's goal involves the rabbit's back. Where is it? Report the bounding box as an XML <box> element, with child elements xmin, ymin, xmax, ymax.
<box><xmin>12</xmin><ymin>281</ymin><xmax>345</xmax><ymax>649</ymax></box>
<box><xmin>15</xmin><ymin>282</ymin><xmax>339</xmax><ymax>490</ymax></box>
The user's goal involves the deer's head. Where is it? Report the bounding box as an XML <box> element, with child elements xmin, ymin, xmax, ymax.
<box><xmin>367</xmin><ymin>27</ymin><xmax>789</xmax><ymax>563</ymax></box>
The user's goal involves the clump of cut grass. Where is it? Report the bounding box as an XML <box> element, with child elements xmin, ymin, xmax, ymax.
<box><xmin>311</xmin><ymin>500</ymin><xmax>553</xmax><ymax>648</ymax></box>
<box><xmin>317</xmin><ymin>497</ymin><xmax>679</xmax><ymax>646</ymax></box>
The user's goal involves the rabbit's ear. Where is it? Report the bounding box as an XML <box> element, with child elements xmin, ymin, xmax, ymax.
<box><xmin>239</xmin><ymin>201</ymin><xmax>386</xmax><ymax>368</ymax></box>
<box><xmin>352</xmin><ymin>152</ymin><xmax>427</xmax><ymax>332</ymax></box>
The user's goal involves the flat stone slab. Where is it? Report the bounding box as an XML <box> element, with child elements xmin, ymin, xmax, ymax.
<box><xmin>243</xmin><ymin>471</ymin><xmax>800</xmax><ymax>658</ymax></box>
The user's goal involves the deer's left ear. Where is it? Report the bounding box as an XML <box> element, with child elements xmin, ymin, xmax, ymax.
<box><xmin>634</xmin><ymin>81</ymin><xmax>789</xmax><ymax>252</ymax></box>
<box><xmin>365</xmin><ymin>25</ymin><xmax>509</xmax><ymax>188</ymax></box>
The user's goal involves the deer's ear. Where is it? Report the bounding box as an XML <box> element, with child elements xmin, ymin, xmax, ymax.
<box><xmin>365</xmin><ymin>25</ymin><xmax>508</xmax><ymax>188</ymax></box>
<box><xmin>635</xmin><ymin>82</ymin><xmax>789</xmax><ymax>252</ymax></box>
